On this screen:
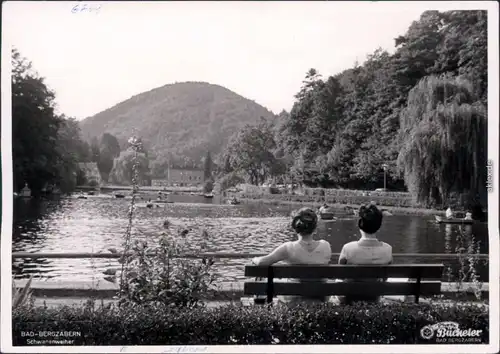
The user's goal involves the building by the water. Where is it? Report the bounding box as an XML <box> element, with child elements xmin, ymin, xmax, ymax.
<box><xmin>152</xmin><ymin>167</ymin><xmax>204</xmax><ymax>187</ymax></box>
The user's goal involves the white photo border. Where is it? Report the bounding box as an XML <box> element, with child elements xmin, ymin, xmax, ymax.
<box><xmin>1</xmin><ymin>1</ymin><xmax>498</xmax><ymax>353</ymax></box>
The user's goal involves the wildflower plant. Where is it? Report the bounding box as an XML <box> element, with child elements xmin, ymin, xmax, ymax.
<box><xmin>445</xmin><ymin>225</ymin><xmax>487</xmax><ymax>301</ymax></box>
<box><xmin>117</xmin><ymin>135</ymin><xmax>217</xmax><ymax>309</ymax></box>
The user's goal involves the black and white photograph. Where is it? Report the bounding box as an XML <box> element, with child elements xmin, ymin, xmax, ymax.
<box><xmin>1</xmin><ymin>1</ymin><xmax>498</xmax><ymax>353</ymax></box>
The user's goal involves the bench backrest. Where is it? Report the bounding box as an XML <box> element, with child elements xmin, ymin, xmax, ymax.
<box><xmin>244</xmin><ymin>264</ymin><xmax>444</xmax><ymax>303</ymax></box>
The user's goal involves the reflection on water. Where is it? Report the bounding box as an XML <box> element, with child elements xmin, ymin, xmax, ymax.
<box><xmin>12</xmin><ymin>195</ymin><xmax>489</xmax><ymax>282</ymax></box>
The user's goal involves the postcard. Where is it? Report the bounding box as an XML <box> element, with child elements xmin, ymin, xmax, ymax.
<box><xmin>1</xmin><ymin>1</ymin><xmax>498</xmax><ymax>353</ymax></box>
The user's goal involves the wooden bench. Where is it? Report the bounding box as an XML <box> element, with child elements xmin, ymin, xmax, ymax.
<box><xmin>244</xmin><ymin>264</ymin><xmax>444</xmax><ymax>304</ymax></box>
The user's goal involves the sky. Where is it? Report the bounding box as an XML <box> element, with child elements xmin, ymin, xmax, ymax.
<box><xmin>3</xmin><ymin>1</ymin><xmax>487</xmax><ymax>119</ymax></box>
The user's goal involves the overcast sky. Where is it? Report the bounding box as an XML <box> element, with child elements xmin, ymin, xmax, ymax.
<box><xmin>3</xmin><ymin>1</ymin><xmax>488</xmax><ymax>120</ymax></box>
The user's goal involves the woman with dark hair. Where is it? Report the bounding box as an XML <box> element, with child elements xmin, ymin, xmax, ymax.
<box><xmin>251</xmin><ymin>207</ymin><xmax>332</xmax><ymax>303</ymax></box>
<box><xmin>337</xmin><ymin>204</ymin><xmax>392</xmax><ymax>304</ymax></box>
<box><xmin>251</xmin><ymin>207</ymin><xmax>331</xmax><ymax>266</ymax></box>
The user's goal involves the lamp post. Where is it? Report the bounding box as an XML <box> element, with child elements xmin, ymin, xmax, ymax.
<box><xmin>382</xmin><ymin>163</ymin><xmax>388</xmax><ymax>191</ymax></box>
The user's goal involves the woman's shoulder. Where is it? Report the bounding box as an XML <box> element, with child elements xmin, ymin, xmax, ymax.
<box><xmin>380</xmin><ymin>241</ymin><xmax>392</xmax><ymax>248</ymax></box>
<box><xmin>378</xmin><ymin>241</ymin><xmax>393</xmax><ymax>252</ymax></box>
<box><xmin>318</xmin><ymin>239</ymin><xmax>332</xmax><ymax>250</ymax></box>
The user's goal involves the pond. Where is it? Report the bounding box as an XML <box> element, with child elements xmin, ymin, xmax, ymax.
<box><xmin>12</xmin><ymin>194</ymin><xmax>490</xmax><ymax>283</ymax></box>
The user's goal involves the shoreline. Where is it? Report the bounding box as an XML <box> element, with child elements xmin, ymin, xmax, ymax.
<box><xmin>241</xmin><ymin>198</ymin><xmax>446</xmax><ymax>216</ymax></box>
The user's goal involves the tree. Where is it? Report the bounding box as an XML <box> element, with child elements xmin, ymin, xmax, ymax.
<box><xmin>218</xmin><ymin>172</ymin><xmax>245</xmax><ymax>191</ymax></box>
<box><xmin>100</xmin><ymin>133</ymin><xmax>121</xmax><ymax>158</ymax></box>
<box><xmin>222</xmin><ymin>119</ymin><xmax>279</xmax><ymax>185</ymax></box>
<box><xmin>55</xmin><ymin>117</ymin><xmax>93</xmax><ymax>191</ymax></box>
<box><xmin>90</xmin><ymin>137</ymin><xmax>100</xmax><ymax>163</ymax></box>
<box><xmin>109</xmin><ymin>150</ymin><xmax>150</xmax><ymax>185</ymax></box>
<box><xmin>12</xmin><ymin>48</ymin><xmax>86</xmax><ymax>194</ymax></box>
<box><xmin>203</xmin><ymin>151</ymin><xmax>213</xmax><ymax>181</ymax></box>
<box><xmin>97</xmin><ymin>152</ymin><xmax>114</xmax><ymax>182</ymax></box>
<box><xmin>203</xmin><ymin>180</ymin><xmax>214</xmax><ymax>193</ymax></box>
<box><xmin>397</xmin><ymin>75</ymin><xmax>487</xmax><ymax>207</ymax></box>
<box><xmin>273</xmin><ymin>10</ymin><xmax>486</xmax><ymax>191</ymax></box>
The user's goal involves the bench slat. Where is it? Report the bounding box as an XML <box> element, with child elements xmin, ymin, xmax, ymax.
<box><xmin>245</xmin><ymin>264</ymin><xmax>444</xmax><ymax>279</ymax></box>
<box><xmin>244</xmin><ymin>281</ymin><xmax>442</xmax><ymax>297</ymax></box>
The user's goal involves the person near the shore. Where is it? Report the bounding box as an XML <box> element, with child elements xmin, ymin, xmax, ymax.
<box><xmin>319</xmin><ymin>203</ymin><xmax>330</xmax><ymax>214</ymax></box>
<box><xmin>445</xmin><ymin>207</ymin><xmax>454</xmax><ymax>219</ymax></box>
<box><xmin>337</xmin><ymin>204</ymin><xmax>392</xmax><ymax>304</ymax></box>
<box><xmin>464</xmin><ymin>212</ymin><xmax>473</xmax><ymax>220</ymax></box>
<box><xmin>251</xmin><ymin>207</ymin><xmax>332</xmax><ymax>303</ymax></box>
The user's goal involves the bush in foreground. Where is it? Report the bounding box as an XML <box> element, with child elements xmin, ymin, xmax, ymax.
<box><xmin>13</xmin><ymin>302</ymin><xmax>488</xmax><ymax>345</ymax></box>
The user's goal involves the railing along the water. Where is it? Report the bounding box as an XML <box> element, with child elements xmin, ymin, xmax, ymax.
<box><xmin>11</xmin><ymin>252</ymin><xmax>489</xmax><ymax>259</ymax></box>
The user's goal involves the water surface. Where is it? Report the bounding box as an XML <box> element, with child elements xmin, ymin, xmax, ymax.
<box><xmin>12</xmin><ymin>195</ymin><xmax>489</xmax><ymax>282</ymax></box>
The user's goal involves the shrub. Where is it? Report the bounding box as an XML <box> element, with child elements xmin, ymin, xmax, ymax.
<box><xmin>218</xmin><ymin>172</ymin><xmax>245</xmax><ymax>192</ymax></box>
<box><xmin>118</xmin><ymin>234</ymin><xmax>217</xmax><ymax>309</ymax></box>
<box><xmin>87</xmin><ymin>179</ymin><xmax>99</xmax><ymax>187</ymax></box>
<box><xmin>239</xmin><ymin>193</ymin><xmax>416</xmax><ymax>207</ymax></box>
<box><xmin>203</xmin><ymin>180</ymin><xmax>214</xmax><ymax>193</ymax></box>
<box><xmin>12</xmin><ymin>302</ymin><xmax>488</xmax><ymax>345</ymax></box>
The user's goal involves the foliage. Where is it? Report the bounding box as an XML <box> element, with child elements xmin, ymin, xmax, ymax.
<box><xmin>12</xmin><ymin>49</ymin><xmax>89</xmax><ymax>194</ymax></box>
<box><xmin>75</xmin><ymin>168</ymin><xmax>87</xmax><ymax>186</ymax></box>
<box><xmin>13</xmin><ymin>302</ymin><xmax>488</xmax><ymax>345</ymax></box>
<box><xmin>397</xmin><ymin>75</ymin><xmax>487</xmax><ymax>207</ymax></box>
<box><xmin>79</xmin><ymin>82</ymin><xmax>276</xmax><ymax>167</ymax></box>
<box><xmin>12</xmin><ymin>275</ymin><xmax>34</xmax><ymax>309</ymax></box>
<box><xmin>218</xmin><ymin>172</ymin><xmax>245</xmax><ymax>191</ymax></box>
<box><xmin>115</xmin><ymin>138</ymin><xmax>218</xmax><ymax>310</ymax></box>
<box><xmin>263</xmin><ymin>10</ymin><xmax>487</xmax><ymax>205</ymax></box>
<box><xmin>90</xmin><ymin>137</ymin><xmax>100</xmax><ymax>163</ymax></box>
<box><xmin>222</xmin><ymin>118</ymin><xmax>283</xmax><ymax>185</ymax></box>
<box><xmin>109</xmin><ymin>150</ymin><xmax>150</xmax><ymax>185</ymax></box>
<box><xmin>118</xmin><ymin>235</ymin><xmax>217</xmax><ymax>309</ymax></box>
<box><xmin>203</xmin><ymin>179</ymin><xmax>214</xmax><ymax>194</ymax></box>
<box><xmin>150</xmin><ymin>158</ymin><xmax>170</xmax><ymax>178</ymax></box>
<box><xmin>203</xmin><ymin>151</ymin><xmax>213</xmax><ymax>181</ymax></box>
<box><xmin>239</xmin><ymin>192</ymin><xmax>416</xmax><ymax>208</ymax></box>
<box><xmin>118</xmin><ymin>137</ymin><xmax>142</xmax><ymax>299</ymax></box>
<box><xmin>97</xmin><ymin>151</ymin><xmax>114</xmax><ymax>182</ymax></box>
<box><xmin>444</xmin><ymin>225</ymin><xmax>487</xmax><ymax>301</ymax></box>
<box><xmin>100</xmin><ymin>133</ymin><xmax>121</xmax><ymax>158</ymax></box>
<box><xmin>92</xmin><ymin>132</ymin><xmax>122</xmax><ymax>182</ymax></box>
<box><xmin>88</xmin><ymin>179</ymin><xmax>99</xmax><ymax>187</ymax></box>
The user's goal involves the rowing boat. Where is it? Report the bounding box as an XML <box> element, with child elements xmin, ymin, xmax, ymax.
<box><xmin>319</xmin><ymin>212</ymin><xmax>335</xmax><ymax>220</ymax></box>
<box><xmin>435</xmin><ymin>215</ymin><xmax>475</xmax><ymax>224</ymax></box>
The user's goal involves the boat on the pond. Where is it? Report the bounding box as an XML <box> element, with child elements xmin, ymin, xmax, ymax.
<box><xmin>115</xmin><ymin>194</ymin><xmax>126</xmax><ymax>199</ymax></box>
<box><xmin>204</xmin><ymin>193</ymin><xmax>214</xmax><ymax>199</ymax></box>
<box><xmin>227</xmin><ymin>198</ymin><xmax>240</xmax><ymax>205</ymax></box>
<box><xmin>435</xmin><ymin>215</ymin><xmax>475</xmax><ymax>224</ymax></box>
<box><xmin>87</xmin><ymin>191</ymin><xmax>95</xmax><ymax>196</ymax></box>
<box><xmin>77</xmin><ymin>194</ymin><xmax>88</xmax><ymax>199</ymax></box>
<box><xmin>319</xmin><ymin>212</ymin><xmax>335</xmax><ymax>220</ymax></box>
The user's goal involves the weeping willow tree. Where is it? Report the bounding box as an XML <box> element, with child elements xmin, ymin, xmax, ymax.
<box><xmin>397</xmin><ymin>75</ymin><xmax>487</xmax><ymax>207</ymax></box>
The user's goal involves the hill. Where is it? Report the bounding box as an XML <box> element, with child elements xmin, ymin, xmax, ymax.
<box><xmin>79</xmin><ymin>82</ymin><xmax>277</xmax><ymax>163</ymax></box>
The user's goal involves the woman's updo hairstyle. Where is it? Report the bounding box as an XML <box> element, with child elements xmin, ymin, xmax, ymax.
<box><xmin>291</xmin><ymin>207</ymin><xmax>318</xmax><ymax>234</ymax></box>
<box><xmin>358</xmin><ymin>204</ymin><xmax>383</xmax><ymax>234</ymax></box>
